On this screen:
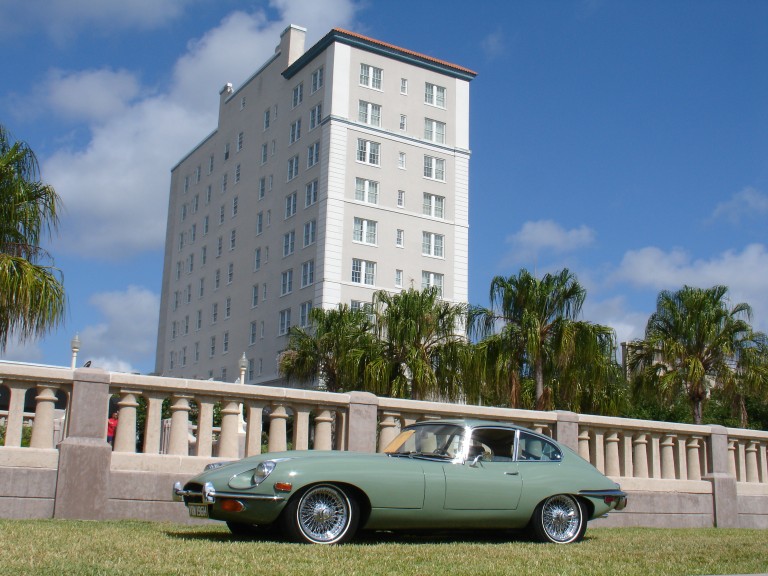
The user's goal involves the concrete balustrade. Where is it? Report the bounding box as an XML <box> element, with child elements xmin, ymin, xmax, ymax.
<box><xmin>1</xmin><ymin>361</ymin><xmax>768</xmax><ymax>528</ymax></box>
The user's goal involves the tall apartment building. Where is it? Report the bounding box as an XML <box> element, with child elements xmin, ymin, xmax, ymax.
<box><xmin>155</xmin><ymin>25</ymin><xmax>476</xmax><ymax>385</ymax></box>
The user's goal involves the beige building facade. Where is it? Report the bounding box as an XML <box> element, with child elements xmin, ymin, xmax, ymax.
<box><xmin>155</xmin><ymin>26</ymin><xmax>477</xmax><ymax>384</ymax></box>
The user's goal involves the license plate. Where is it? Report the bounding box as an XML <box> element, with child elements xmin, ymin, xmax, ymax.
<box><xmin>188</xmin><ymin>504</ymin><xmax>209</xmax><ymax>518</ymax></box>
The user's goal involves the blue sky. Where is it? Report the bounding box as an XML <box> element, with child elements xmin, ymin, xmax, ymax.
<box><xmin>1</xmin><ymin>0</ymin><xmax>766</xmax><ymax>374</ymax></box>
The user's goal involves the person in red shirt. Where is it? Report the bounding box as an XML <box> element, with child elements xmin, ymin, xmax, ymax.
<box><xmin>107</xmin><ymin>412</ymin><xmax>118</xmax><ymax>447</ymax></box>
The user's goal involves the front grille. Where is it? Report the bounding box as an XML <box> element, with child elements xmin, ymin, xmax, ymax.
<box><xmin>183</xmin><ymin>482</ymin><xmax>205</xmax><ymax>505</ymax></box>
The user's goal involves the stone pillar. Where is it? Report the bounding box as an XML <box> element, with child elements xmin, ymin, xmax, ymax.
<box><xmin>704</xmin><ymin>425</ymin><xmax>738</xmax><ymax>528</ymax></box>
<box><xmin>378</xmin><ymin>411</ymin><xmax>401</xmax><ymax>453</ymax></box>
<box><xmin>346</xmin><ymin>392</ymin><xmax>378</xmax><ymax>453</ymax></box>
<box><xmin>30</xmin><ymin>384</ymin><xmax>59</xmax><ymax>449</ymax></box>
<box><xmin>3</xmin><ymin>381</ymin><xmax>31</xmax><ymax>447</ymax></box>
<box><xmin>195</xmin><ymin>397</ymin><xmax>215</xmax><ymax>457</ymax></box>
<box><xmin>113</xmin><ymin>390</ymin><xmax>139</xmax><ymax>453</ymax></box>
<box><xmin>335</xmin><ymin>410</ymin><xmax>348</xmax><ymax>450</ymax></box>
<box><xmin>168</xmin><ymin>394</ymin><xmax>192</xmax><ymax>455</ymax></box>
<box><xmin>268</xmin><ymin>404</ymin><xmax>289</xmax><ymax>452</ymax></box>
<box><xmin>632</xmin><ymin>433</ymin><xmax>649</xmax><ymax>478</ymax></box>
<box><xmin>244</xmin><ymin>402</ymin><xmax>264</xmax><ymax>456</ymax></box>
<box><xmin>745</xmin><ymin>441</ymin><xmax>760</xmax><ymax>483</ymax></box>
<box><xmin>218</xmin><ymin>399</ymin><xmax>241</xmax><ymax>459</ymax></box>
<box><xmin>592</xmin><ymin>428</ymin><xmax>605</xmax><ymax>473</ymax></box>
<box><xmin>686</xmin><ymin>436</ymin><xmax>702</xmax><ymax>481</ymax></box>
<box><xmin>555</xmin><ymin>411</ymin><xmax>579</xmax><ymax>453</ymax></box>
<box><xmin>292</xmin><ymin>404</ymin><xmax>311</xmax><ymax>451</ymax></box>
<box><xmin>604</xmin><ymin>431</ymin><xmax>621</xmax><ymax>477</ymax></box>
<box><xmin>661</xmin><ymin>434</ymin><xmax>677</xmax><ymax>479</ymax></box>
<box><xmin>54</xmin><ymin>368</ymin><xmax>112</xmax><ymax>520</ymax></box>
<box><xmin>142</xmin><ymin>391</ymin><xmax>165</xmax><ymax>454</ymax></box>
<box><xmin>577</xmin><ymin>428</ymin><xmax>591</xmax><ymax>462</ymax></box>
<box><xmin>727</xmin><ymin>438</ymin><xmax>739</xmax><ymax>479</ymax></box>
<box><xmin>314</xmin><ymin>408</ymin><xmax>334</xmax><ymax>451</ymax></box>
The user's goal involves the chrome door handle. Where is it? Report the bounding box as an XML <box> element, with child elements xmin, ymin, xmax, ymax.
<box><xmin>505</xmin><ymin>471</ymin><xmax>519</xmax><ymax>476</ymax></box>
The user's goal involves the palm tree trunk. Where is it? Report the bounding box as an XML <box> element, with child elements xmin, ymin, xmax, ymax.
<box><xmin>534</xmin><ymin>356</ymin><xmax>545</xmax><ymax>409</ymax></box>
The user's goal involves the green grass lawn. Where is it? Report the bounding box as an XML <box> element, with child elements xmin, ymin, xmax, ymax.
<box><xmin>0</xmin><ymin>520</ymin><xmax>766</xmax><ymax>576</ymax></box>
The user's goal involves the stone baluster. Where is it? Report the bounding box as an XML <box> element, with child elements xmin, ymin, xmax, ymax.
<box><xmin>314</xmin><ymin>408</ymin><xmax>334</xmax><ymax>451</ymax></box>
<box><xmin>532</xmin><ymin>422</ymin><xmax>548</xmax><ymax>436</ymax></box>
<box><xmin>30</xmin><ymin>384</ymin><xmax>59</xmax><ymax>449</ymax></box>
<box><xmin>677</xmin><ymin>434</ymin><xmax>689</xmax><ymax>480</ymax></box>
<box><xmin>378</xmin><ymin>411</ymin><xmax>401</xmax><ymax>453</ymax></box>
<box><xmin>141</xmin><ymin>391</ymin><xmax>165</xmax><ymax>454</ymax></box>
<box><xmin>292</xmin><ymin>404</ymin><xmax>311</xmax><ymax>451</ymax></box>
<box><xmin>661</xmin><ymin>434</ymin><xmax>678</xmax><ymax>479</ymax></box>
<box><xmin>727</xmin><ymin>438</ymin><xmax>738</xmax><ymax>479</ymax></box>
<box><xmin>113</xmin><ymin>390</ymin><xmax>139</xmax><ymax>453</ymax></box>
<box><xmin>335</xmin><ymin>410</ymin><xmax>347</xmax><ymax>451</ymax></box>
<box><xmin>759</xmin><ymin>442</ymin><xmax>768</xmax><ymax>484</ymax></box>
<box><xmin>244</xmin><ymin>401</ymin><xmax>265</xmax><ymax>456</ymax></box>
<box><xmin>2</xmin><ymin>381</ymin><xmax>31</xmax><ymax>447</ymax></box>
<box><xmin>218</xmin><ymin>399</ymin><xmax>242</xmax><ymax>459</ymax></box>
<box><xmin>577</xmin><ymin>428</ymin><xmax>591</xmax><ymax>462</ymax></box>
<box><xmin>604</xmin><ymin>431</ymin><xmax>621</xmax><ymax>477</ymax></box>
<box><xmin>745</xmin><ymin>441</ymin><xmax>760</xmax><ymax>483</ymax></box>
<box><xmin>267</xmin><ymin>404</ymin><xmax>289</xmax><ymax>452</ymax></box>
<box><xmin>591</xmin><ymin>428</ymin><xmax>605</xmax><ymax>473</ymax></box>
<box><xmin>632</xmin><ymin>432</ymin><xmax>649</xmax><ymax>478</ymax></box>
<box><xmin>649</xmin><ymin>433</ymin><xmax>662</xmax><ymax>478</ymax></box>
<box><xmin>686</xmin><ymin>436</ymin><xmax>702</xmax><ymax>481</ymax></box>
<box><xmin>168</xmin><ymin>394</ymin><xmax>192</xmax><ymax>455</ymax></box>
<box><xmin>622</xmin><ymin>433</ymin><xmax>633</xmax><ymax>477</ymax></box>
<box><xmin>195</xmin><ymin>396</ymin><xmax>215</xmax><ymax>457</ymax></box>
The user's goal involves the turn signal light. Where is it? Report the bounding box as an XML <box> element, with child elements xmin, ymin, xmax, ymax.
<box><xmin>274</xmin><ymin>482</ymin><xmax>293</xmax><ymax>492</ymax></box>
<box><xmin>220</xmin><ymin>499</ymin><xmax>245</xmax><ymax>513</ymax></box>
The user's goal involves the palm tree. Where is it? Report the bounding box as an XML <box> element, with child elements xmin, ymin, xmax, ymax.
<box><xmin>278</xmin><ymin>305</ymin><xmax>375</xmax><ymax>393</ymax></box>
<box><xmin>470</xmin><ymin>268</ymin><xmax>618</xmax><ymax>410</ymax></box>
<box><xmin>628</xmin><ymin>285</ymin><xmax>763</xmax><ymax>425</ymax></box>
<box><xmin>367</xmin><ymin>287</ymin><xmax>469</xmax><ymax>401</ymax></box>
<box><xmin>0</xmin><ymin>125</ymin><xmax>65</xmax><ymax>351</ymax></box>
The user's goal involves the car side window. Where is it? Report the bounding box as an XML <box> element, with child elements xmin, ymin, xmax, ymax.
<box><xmin>468</xmin><ymin>428</ymin><xmax>516</xmax><ymax>463</ymax></box>
<box><xmin>517</xmin><ymin>432</ymin><xmax>562</xmax><ymax>462</ymax></box>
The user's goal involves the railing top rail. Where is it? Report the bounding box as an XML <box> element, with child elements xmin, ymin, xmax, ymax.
<box><xmin>576</xmin><ymin>413</ymin><xmax>715</xmax><ymax>435</ymax></box>
<box><xmin>725</xmin><ymin>427</ymin><xmax>768</xmax><ymax>441</ymax></box>
<box><xmin>376</xmin><ymin>396</ymin><xmax>559</xmax><ymax>424</ymax></box>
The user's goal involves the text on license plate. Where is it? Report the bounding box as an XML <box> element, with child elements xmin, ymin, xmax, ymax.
<box><xmin>188</xmin><ymin>504</ymin><xmax>209</xmax><ymax>518</ymax></box>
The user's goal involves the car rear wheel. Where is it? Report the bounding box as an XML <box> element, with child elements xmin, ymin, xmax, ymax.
<box><xmin>531</xmin><ymin>494</ymin><xmax>586</xmax><ymax>544</ymax></box>
<box><xmin>282</xmin><ymin>484</ymin><xmax>359</xmax><ymax>544</ymax></box>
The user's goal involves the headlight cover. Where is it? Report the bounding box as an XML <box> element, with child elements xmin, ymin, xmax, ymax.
<box><xmin>228</xmin><ymin>460</ymin><xmax>276</xmax><ymax>489</ymax></box>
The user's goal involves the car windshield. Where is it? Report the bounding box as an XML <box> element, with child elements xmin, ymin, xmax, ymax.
<box><xmin>383</xmin><ymin>423</ymin><xmax>465</xmax><ymax>459</ymax></box>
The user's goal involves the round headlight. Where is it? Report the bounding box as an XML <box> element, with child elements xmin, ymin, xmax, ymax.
<box><xmin>229</xmin><ymin>460</ymin><xmax>276</xmax><ymax>489</ymax></box>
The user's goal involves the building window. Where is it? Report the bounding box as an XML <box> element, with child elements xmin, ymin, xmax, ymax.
<box><xmin>198</xmin><ymin>277</ymin><xmax>204</xmax><ymax>298</ymax></box>
<box><xmin>396</xmin><ymin>229</ymin><xmax>404</xmax><ymax>247</ymax></box>
<box><xmin>358</xmin><ymin>101</ymin><xmax>381</xmax><ymax>127</ymax></box>
<box><xmin>353</xmin><ymin>217</ymin><xmax>377</xmax><ymax>245</ymax></box>
<box><xmin>424</xmin><ymin>82</ymin><xmax>446</xmax><ymax>108</ymax></box>
<box><xmin>215</xmin><ymin>268</ymin><xmax>221</xmax><ymax>289</ymax></box>
<box><xmin>263</xmin><ymin>108</ymin><xmax>271</xmax><ymax>130</ymax></box>
<box><xmin>397</xmin><ymin>190</ymin><xmax>405</xmax><ymax>207</ymax></box>
<box><xmin>303</xmin><ymin>220</ymin><xmax>316</xmax><ymax>246</ymax></box>
<box><xmin>256</xmin><ymin>211</ymin><xmax>263</xmax><ymax>235</ymax></box>
<box><xmin>395</xmin><ymin>269</ymin><xmax>403</xmax><ymax>288</ymax></box>
<box><xmin>423</xmin><ymin>193</ymin><xmax>445</xmax><ymax>218</ymax></box>
<box><xmin>309</xmin><ymin>103</ymin><xmax>322</xmax><ymax>130</ymax></box>
<box><xmin>254</xmin><ymin>247</ymin><xmax>261</xmax><ymax>270</ymax></box>
<box><xmin>422</xmin><ymin>232</ymin><xmax>445</xmax><ymax>258</ymax></box>
<box><xmin>194</xmin><ymin>342</ymin><xmax>200</xmax><ymax>362</ymax></box>
<box><xmin>206</xmin><ymin>185</ymin><xmax>212</xmax><ymax>204</ymax></box>
<box><xmin>399</xmin><ymin>115</ymin><xmax>407</xmax><ymax>131</ymax></box>
<box><xmin>356</xmin><ymin>139</ymin><xmax>380</xmax><ymax>166</ymax></box>
<box><xmin>360</xmin><ymin>63</ymin><xmax>383</xmax><ymax>90</ymax></box>
<box><xmin>217</xmin><ymin>235</ymin><xmax>223</xmax><ymax>256</ymax></box>
<box><xmin>251</xmin><ymin>284</ymin><xmax>259</xmax><ymax>307</ymax></box>
<box><xmin>232</xmin><ymin>196</ymin><xmax>238</xmax><ymax>217</ymax></box>
<box><xmin>279</xmin><ymin>308</ymin><xmax>292</xmax><ymax>335</ymax></box>
<box><xmin>225</xmin><ymin>297</ymin><xmax>231</xmax><ymax>319</ymax></box>
<box><xmin>305</xmin><ymin>179</ymin><xmax>318</xmax><ymax>206</ymax></box>
<box><xmin>224</xmin><ymin>143</ymin><xmax>230</xmax><ymax>161</ymax></box>
<box><xmin>259</xmin><ymin>177</ymin><xmax>266</xmax><ymax>199</ymax></box>
<box><xmin>283</xmin><ymin>230</ymin><xmax>295</xmax><ymax>256</ymax></box>
<box><xmin>351</xmin><ymin>258</ymin><xmax>376</xmax><ymax>285</ymax></box>
<box><xmin>235</xmin><ymin>164</ymin><xmax>241</xmax><ymax>183</ymax></box>
<box><xmin>221</xmin><ymin>173</ymin><xmax>228</xmax><ymax>193</ymax></box>
<box><xmin>311</xmin><ymin>66</ymin><xmax>324</xmax><ymax>93</ymax></box>
<box><xmin>422</xmin><ymin>271</ymin><xmax>444</xmax><ymax>295</ymax></box>
<box><xmin>285</xmin><ymin>192</ymin><xmax>297</xmax><ymax>219</ymax></box>
<box><xmin>398</xmin><ymin>152</ymin><xmax>406</xmax><ymax>169</ymax></box>
<box><xmin>211</xmin><ymin>302</ymin><xmax>219</xmax><ymax>324</ymax></box>
<box><xmin>250</xmin><ymin>321</ymin><xmax>258</xmax><ymax>344</ymax></box>
<box><xmin>227</xmin><ymin>262</ymin><xmax>234</xmax><ymax>283</ymax></box>
<box><xmin>307</xmin><ymin>142</ymin><xmax>319</xmax><ymax>168</ymax></box>
<box><xmin>287</xmin><ymin>155</ymin><xmax>300</xmax><ymax>181</ymax></box>
<box><xmin>223</xmin><ymin>331</ymin><xmax>229</xmax><ymax>354</ymax></box>
<box><xmin>400</xmin><ymin>78</ymin><xmax>408</xmax><ymax>94</ymax></box>
<box><xmin>240</xmin><ymin>96</ymin><xmax>246</xmax><ymax>110</ymax></box>
<box><xmin>355</xmin><ymin>177</ymin><xmax>378</xmax><ymax>204</ymax></box>
<box><xmin>230</xmin><ymin>229</ymin><xmax>236</xmax><ymax>250</ymax></box>
<box><xmin>292</xmin><ymin>82</ymin><xmax>303</xmax><ymax>108</ymax></box>
<box><xmin>301</xmin><ymin>260</ymin><xmax>315</xmax><ymax>287</ymax></box>
<box><xmin>300</xmin><ymin>301</ymin><xmax>313</xmax><ymax>327</ymax></box>
<box><xmin>424</xmin><ymin>118</ymin><xmax>446</xmax><ymax>144</ymax></box>
<box><xmin>261</xmin><ymin>143</ymin><xmax>268</xmax><ymax>164</ymax></box>
<box><xmin>281</xmin><ymin>269</ymin><xmax>293</xmax><ymax>295</ymax></box>
<box><xmin>208</xmin><ymin>154</ymin><xmax>214</xmax><ymax>174</ymax></box>
<box><xmin>209</xmin><ymin>336</ymin><xmax>216</xmax><ymax>357</ymax></box>
<box><xmin>289</xmin><ymin>119</ymin><xmax>301</xmax><ymax>144</ymax></box>
<box><xmin>195</xmin><ymin>166</ymin><xmax>201</xmax><ymax>183</ymax></box>
<box><xmin>423</xmin><ymin>155</ymin><xmax>446</xmax><ymax>181</ymax></box>
<box><xmin>237</xmin><ymin>131</ymin><xmax>244</xmax><ymax>151</ymax></box>
<box><xmin>201</xmin><ymin>245</ymin><xmax>207</xmax><ymax>266</ymax></box>
<box><xmin>196</xmin><ymin>309</ymin><xmax>202</xmax><ymax>330</ymax></box>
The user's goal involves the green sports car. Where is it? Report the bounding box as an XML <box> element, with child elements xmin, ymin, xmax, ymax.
<box><xmin>172</xmin><ymin>419</ymin><xmax>627</xmax><ymax>544</ymax></box>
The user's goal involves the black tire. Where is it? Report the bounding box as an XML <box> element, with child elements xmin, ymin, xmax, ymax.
<box><xmin>530</xmin><ymin>494</ymin><xmax>586</xmax><ymax>544</ymax></box>
<box><xmin>225</xmin><ymin>521</ymin><xmax>276</xmax><ymax>538</ymax></box>
<box><xmin>281</xmin><ymin>484</ymin><xmax>359</xmax><ymax>544</ymax></box>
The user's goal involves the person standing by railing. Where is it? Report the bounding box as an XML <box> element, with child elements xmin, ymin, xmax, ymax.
<box><xmin>107</xmin><ymin>412</ymin><xmax>118</xmax><ymax>447</ymax></box>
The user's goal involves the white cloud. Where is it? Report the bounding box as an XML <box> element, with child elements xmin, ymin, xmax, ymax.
<box><xmin>502</xmin><ymin>220</ymin><xmax>596</xmax><ymax>265</ymax></box>
<box><xmin>582</xmin><ymin>296</ymin><xmax>648</xmax><ymax>345</ymax></box>
<box><xmin>0</xmin><ymin>336</ymin><xmax>44</xmax><ymax>364</ymax></box>
<box><xmin>481</xmin><ymin>30</ymin><xmax>505</xmax><ymax>59</ymax></box>
<box><xmin>41</xmin><ymin>1</ymin><xmax>358</xmax><ymax>260</ymax></box>
<box><xmin>78</xmin><ymin>286</ymin><xmax>160</xmax><ymax>372</ymax></box>
<box><xmin>710</xmin><ymin>187</ymin><xmax>768</xmax><ymax>225</ymax></box>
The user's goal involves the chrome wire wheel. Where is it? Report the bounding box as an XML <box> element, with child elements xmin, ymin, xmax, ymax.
<box><xmin>536</xmin><ymin>494</ymin><xmax>585</xmax><ymax>544</ymax></box>
<box><xmin>296</xmin><ymin>484</ymin><xmax>353</xmax><ymax>544</ymax></box>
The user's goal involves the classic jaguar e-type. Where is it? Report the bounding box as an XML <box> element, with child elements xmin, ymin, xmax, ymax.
<box><xmin>172</xmin><ymin>419</ymin><xmax>626</xmax><ymax>544</ymax></box>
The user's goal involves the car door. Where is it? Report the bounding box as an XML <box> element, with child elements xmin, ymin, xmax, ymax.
<box><xmin>443</xmin><ymin>427</ymin><xmax>523</xmax><ymax>510</ymax></box>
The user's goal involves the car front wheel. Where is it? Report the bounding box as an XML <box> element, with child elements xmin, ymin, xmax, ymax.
<box><xmin>531</xmin><ymin>494</ymin><xmax>586</xmax><ymax>544</ymax></box>
<box><xmin>282</xmin><ymin>484</ymin><xmax>359</xmax><ymax>544</ymax></box>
